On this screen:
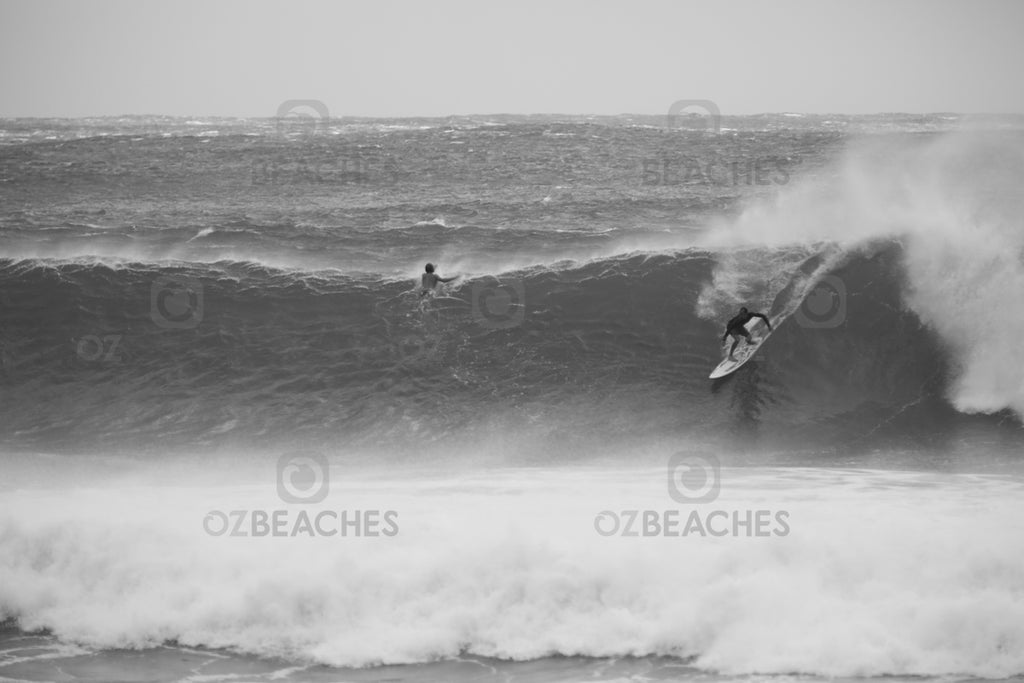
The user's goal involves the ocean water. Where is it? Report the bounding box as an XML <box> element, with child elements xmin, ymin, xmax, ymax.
<box><xmin>0</xmin><ymin>113</ymin><xmax>1023</xmax><ymax>682</ymax></box>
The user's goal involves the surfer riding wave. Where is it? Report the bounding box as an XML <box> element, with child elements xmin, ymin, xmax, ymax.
<box><xmin>722</xmin><ymin>307</ymin><xmax>772</xmax><ymax>362</ymax></box>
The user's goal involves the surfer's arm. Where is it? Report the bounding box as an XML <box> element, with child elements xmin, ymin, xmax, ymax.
<box><xmin>754</xmin><ymin>313</ymin><xmax>772</xmax><ymax>330</ymax></box>
<box><xmin>439</xmin><ymin>275</ymin><xmax>458</xmax><ymax>283</ymax></box>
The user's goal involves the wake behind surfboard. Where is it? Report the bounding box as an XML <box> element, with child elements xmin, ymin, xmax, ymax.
<box><xmin>709</xmin><ymin>316</ymin><xmax>773</xmax><ymax>379</ymax></box>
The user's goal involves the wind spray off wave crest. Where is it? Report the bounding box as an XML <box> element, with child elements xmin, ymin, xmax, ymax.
<box><xmin>698</xmin><ymin>129</ymin><xmax>1024</xmax><ymax>419</ymax></box>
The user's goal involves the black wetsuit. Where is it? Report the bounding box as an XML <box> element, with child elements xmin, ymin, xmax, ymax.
<box><xmin>723</xmin><ymin>310</ymin><xmax>771</xmax><ymax>341</ymax></box>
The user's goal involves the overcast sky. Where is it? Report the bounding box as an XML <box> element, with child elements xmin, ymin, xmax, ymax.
<box><xmin>1</xmin><ymin>0</ymin><xmax>1022</xmax><ymax>118</ymax></box>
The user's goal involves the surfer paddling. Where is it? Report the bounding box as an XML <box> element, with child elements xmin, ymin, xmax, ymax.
<box><xmin>420</xmin><ymin>263</ymin><xmax>458</xmax><ymax>297</ymax></box>
<box><xmin>722</xmin><ymin>307</ymin><xmax>772</xmax><ymax>362</ymax></box>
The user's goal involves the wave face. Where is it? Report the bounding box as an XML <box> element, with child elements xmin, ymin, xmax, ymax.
<box><xmin>0</xmin><ymin>243</ymin><xmax>1006</xmax><ymax>455</ymax></box>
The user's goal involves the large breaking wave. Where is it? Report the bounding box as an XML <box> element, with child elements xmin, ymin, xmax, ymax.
<box><xmin>2</xmin><ymin>118</ymin><xmax>1024</xmax><ymax>680</ymax></box>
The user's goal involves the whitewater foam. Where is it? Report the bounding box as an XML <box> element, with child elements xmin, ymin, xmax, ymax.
<box><xmin>1</xmin><ymin>464</ymin><xmax>1022</xmax><ymax>676</ymax></box>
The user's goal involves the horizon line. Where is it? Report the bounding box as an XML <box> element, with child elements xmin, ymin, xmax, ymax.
<box><xmin>3</xmin><ymin>111</ymin><xmax>1023</xmax><ymax>121</ymax></box>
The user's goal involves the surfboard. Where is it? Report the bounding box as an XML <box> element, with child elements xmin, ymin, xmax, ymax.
<box><xmin>709</xmin><ymin>316</ymin><xmax>773</xmax><ymax>379</ymax></box>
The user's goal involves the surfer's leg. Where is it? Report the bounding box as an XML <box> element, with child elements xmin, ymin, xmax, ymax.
<box><xmin>728</xmin><ymin>338</ymin><xmax>739</xmax><ymax>361</ymax></box>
